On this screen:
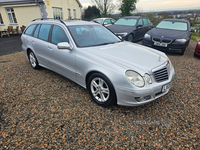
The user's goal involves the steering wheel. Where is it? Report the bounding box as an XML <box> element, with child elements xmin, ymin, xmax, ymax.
<box><xmin>76</xmin><ymin>37</ymin><xmax>94</xmax><ymax>46</ymax></box>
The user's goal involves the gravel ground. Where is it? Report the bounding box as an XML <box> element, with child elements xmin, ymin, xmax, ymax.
<box><xmin>0</xmin><ymin>40</ymin><xmax>199</xmax><ymax>149</ymax></box>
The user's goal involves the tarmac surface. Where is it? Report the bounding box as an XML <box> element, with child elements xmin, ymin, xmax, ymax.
<box><xmin>0</xmin><ymin>35</ymin><xmax>22</xmax><ymax>56</ymax></box>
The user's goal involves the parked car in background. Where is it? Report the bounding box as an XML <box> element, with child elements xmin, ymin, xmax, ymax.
<box><xmin>92</xmin><ymin>18</ymin><xmax>115</xmax><ymax>26</ymax></box>
<box><xmin>142</xmin><ymin>19</ymin><xmax>194</xmax><ymax>55</ymax></box>
<box><xmin>21</xmin><ymin>19</ymin><xmax>174</xmax><ymax>107</ymax></box>
<box><xmin>106</xmin><ymin>16</ymin><xmax>153</xmax><ymax>42</ymax></box>
<box><xmin>194</xmin><ymin>40</ymin><xmax>200</xmax><ymax>57</ymax></box>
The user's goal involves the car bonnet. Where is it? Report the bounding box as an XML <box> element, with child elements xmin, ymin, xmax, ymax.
<box><xmin>83</xmin><ymin>42</ymin><xmax>168</xmax><ymax>75</ymax></box>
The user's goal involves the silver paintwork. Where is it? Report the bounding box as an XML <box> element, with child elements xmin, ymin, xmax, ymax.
<box><xmin>21</xmin><ymin>20</ymin><xmax>175</xmax><ymax>106</ymax></box>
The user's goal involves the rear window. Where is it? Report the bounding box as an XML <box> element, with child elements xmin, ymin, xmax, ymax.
<box><xmin>38</xmin><ymin>24</ymin><xmax>51</xmax><ymax>41</ymax></box>
<box><xmin>25</xmin><ymin>25</ymin><xmax>36</xmax><ymax>35</ymax></box>
<box><xmin>156</xmin><ymin>21</ymin><xmax>188</xmax><ymax>31</ymax></box>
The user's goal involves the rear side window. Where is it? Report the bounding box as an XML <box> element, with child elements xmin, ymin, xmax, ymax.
<box><xmin>147</xmin><ymin>19</ymin><xmax>151</xmax><ymax>24</ymax></box>
<box><xmin>138</xmin><ymin>19</ymin><xmax>143</xmax><ymax>25</ymax></box>
<box><xmin>51</xmin><ymin>25</ymin><xmax>69</xmax><ymax>44</ymax></box>
<box><xmin>25</xmin><ymin>25</ymin><xmax>36</xmax><ymax>35</ymax></box>
<box><xmin>143</xmin><ymin>19</ymin><xmax>148</xmax><ymax>25</ymax></box>
<box><xmin>33</xmin><ymin>24</ymin><xmax>41</xmax><ymax>38</ymax></box>
<box><xmin>111</xmin><ymin>19</ymin><xmax>115</xmax><ymax>24</ymax></box>
<box><xmin>38</xmin><ymin>24</ymin><xmax>51</xmax><ymax>41</ymax></box>
<box><xmin>104</xmin><ymin>19</ymin><xmax>111</xmax><ymax>24</ymax></box>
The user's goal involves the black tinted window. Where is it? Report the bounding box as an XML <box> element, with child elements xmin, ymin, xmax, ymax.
<box><xmin>25</xmin><ymin>25</ymin><xmax>36</xmax><ymax>35</ymax></box>
<box><xmin>51</xmin><ymin>25</ymin><xmax>69</xmax><ymax>44</ymax></box>
<box><xmin>33</xmin><ymin>24</ymin><xmax>40</xmax><ymax>38</ymax></box>
<box><xmin>38</xmin><ymin>24</ymin><xmax>51</xmax><ymax>41</ymax></box>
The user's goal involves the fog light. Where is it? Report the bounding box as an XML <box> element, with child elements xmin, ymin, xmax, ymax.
<box><xmin>135</xmin><ymin>95</ymin><xmax>152</xmax><ymax>102</ymax></box>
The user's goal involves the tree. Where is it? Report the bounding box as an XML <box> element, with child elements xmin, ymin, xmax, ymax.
<box><xmin>84</xmin><ymin>5</ymin><xmax>101</xmax><ymax>20</ymax></box>
<box><xmin>119</xmin><ymin>0</ymin><xmax>137</xmax><ymax>16</ymax></box>
<box><xmin>91</xmin><ymin>0</ymin><xmax>115</xmax><ymax>17</ymax></box>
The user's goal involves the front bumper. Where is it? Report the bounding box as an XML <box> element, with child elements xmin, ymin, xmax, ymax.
<box><xmin>142</xmin><ymin>38</ymin><xmax>188</xmax><ymax>54</ymax></box>
<box><xmin>115</xmin><ymin>65</ymin><xmax>175</xmax><ymax>106</ymax></box>
<box><xmin>194</xmin><ymin>45</ymin><xmax>200</xmax><ymax>56</ymax></box>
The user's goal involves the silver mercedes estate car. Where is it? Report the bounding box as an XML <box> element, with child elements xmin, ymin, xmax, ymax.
<box><xmin>21</xmin><ymin>19</ymin><xmax>175</xmax><ymax>107</ymax></box>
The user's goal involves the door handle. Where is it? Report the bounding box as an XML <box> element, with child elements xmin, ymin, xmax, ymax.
<box><xmin>47</xmin><ymin>46</ymin><xmax>52</xmax><ymax>51</ymax></box>
<box><xmin>32</xmin><ymin>41</ymin><xmax>35</xmax><ymax>44</ymax></box>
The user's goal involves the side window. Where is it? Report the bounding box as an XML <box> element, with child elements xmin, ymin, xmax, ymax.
<box><xmin>111</xmin><ymin>19</ymin><xmax>115</xmax><ymax>24</ymax></box>
<box><xmin>33</xmin><ymin>24</ymin><xmax>41</xmax><ymax>38</ymax></box>
<box><xmin>51</xmin><ymin>25</ymin><xmax>69</xmax><ymax>45</ymax></box>
<box><xmin>143</xmin><ymin>19</ymin><xmax>148</xmax><ymax>25</ymax></box>
<box><xmin>147</xmin><ymin>19</ymin><xmax>151</xmax><ymax>24</ymax></box>
<box><xmin>38</xmin><ymin>24</ymin><xmax>51</xmax><ymax>41</ymax></box>
<box><xmin>104</xmin><ymin>19</ymin><xmax>111</xmax><ymax>24</ymax></box>
<box><xmin>138</xmin><ymin>19</ymin><xmax>143</xmax><ymax>25</ymax></box>
<box><xmin>25</xmin><ymin>25</ymin><xmax>36</xmax><ymax>35</ymax></box>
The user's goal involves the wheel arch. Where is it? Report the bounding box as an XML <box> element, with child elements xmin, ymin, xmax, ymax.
<box><xmin>86</xmin><ymin>71</ymin><xmax>109</xmax><ymax>89</ymax></box>
<box><xmin>85</xmin><ymin>70</ymin><xmax>118</xmax><ymax>105</ymax></box>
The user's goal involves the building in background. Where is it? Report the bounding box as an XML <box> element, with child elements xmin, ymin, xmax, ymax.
<box><xmin>0</xmin><ymin>0</ymin><xmax>82</xmax><ymax>32</ymax></box>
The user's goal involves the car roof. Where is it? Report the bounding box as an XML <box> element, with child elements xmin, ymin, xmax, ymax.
<box><xmin>120</xmin><ymin>16</ymin><xmax>144</xmax><ymax>19</ymax></box>
<box><xmin>29</xmin><ymin>20</ymin><xmax>98</xmax><ymax>26</ymax></box>
<box><xmin>162</xmin><ymin>19</ymin><xmax>189</xmax><ymax>23</ymax></box>
<box><xmin>93</xmin><ymin>18</ymin><xmax>113</xmax><ymax>20</ymax></box>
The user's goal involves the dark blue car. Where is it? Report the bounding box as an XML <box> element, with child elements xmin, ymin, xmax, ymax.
<box><xmin>107</xmin><ymin>16</ymin><xmax>153</xmax><ymax>42</ymax></box>
<box><xmin>142</xmin><ymin>19</ymin><xmax>194</xmax><ymax>55</ymax></box>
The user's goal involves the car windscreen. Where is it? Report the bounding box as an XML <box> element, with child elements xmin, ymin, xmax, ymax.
<box><xmin>156</xmin><ymin>21</ymin><xmax>188</xmax><ymax>31</ymax></box>
<box><xmin>114</xmin><ymin>18</ymin><xmax>137</xmax><ymax>26</ymax></box>
<box><xmin>68</xmin><ymin>25</ymin><xmax>121</xmax><ymax>47</ymax></box>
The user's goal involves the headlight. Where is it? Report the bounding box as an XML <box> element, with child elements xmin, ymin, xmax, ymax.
<box><xmin>166</xmin><ymin>60</ymin><xmax>172</xmax><ymax>70</ymax></box>
<box><xmin>144</xmin><ymin>34</ymin><xmax>151</xmax><ymax>39</ymax></box>
<box><xmin>144</xmin><ymin>74</ymin><xmax>152</xmax><ymax>84</ymax></box>
<box><xmin>117</xmin><ymin>32</ymin><xmax>128</xmax><ymax>37</ymax></box>
<box><xmin>198</xmin><ymin>41</ymin><xmax>200</xmax><ymax>45</ymax></box>
<box><xmin>174</xmin><ymin>39</ymin><xmax>187</xmax><ymax>44</ymax></box>
<box><xmin>125</xmin><ymin>71</ymin><xmax>145</xmax><ymax>87</ymax></box>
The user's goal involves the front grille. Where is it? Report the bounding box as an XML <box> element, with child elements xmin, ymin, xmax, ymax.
<box><xmin>152</xmin><ymin>37</ymin><xmax>172</xmax><ymax>44</ymax></box>
<box><xmin>152</xmin><ymin>38</ymin><xmax>160</xmax><ymax>42</ymax></box>
<box><xmin>153</xmin><ymin>67</ymin><xmax>168</xmax><ymax>82</ymax></box>
<box><xmin>162</xmin><ymin>39</ymin><xmax>171</xmax><ymax>43</ymax></box>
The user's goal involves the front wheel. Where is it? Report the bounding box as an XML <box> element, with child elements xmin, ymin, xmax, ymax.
<box><xmin>87</xmin><ymin>73</ymin><xmax>116</xmax><ymax>107</ymax></box>
<box><xmin>127</xmin><ymin>34</ymin><xmax>134</xmax><ymax>42</ymax></box>
<box><xmin>28</xmin><ymin>51</ymin><xmax>39</xmax><ymax>69</ymax></box>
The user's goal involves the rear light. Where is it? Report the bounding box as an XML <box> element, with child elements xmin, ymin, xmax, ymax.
<box><xmin>21</xmin><ymin>39</ymin><xmax>23</xmax><ymax>45</ymax></box>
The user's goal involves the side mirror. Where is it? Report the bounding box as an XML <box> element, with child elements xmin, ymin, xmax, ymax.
<box><xmin>57</xmin><ymin>42</ymin><xmax>72</xmax><ymax>50</ymax></box>
<box><xmin>190</xmin><ymin>29</ymin><xmax>195</xmax><ymax>33</ymax></box>
<box><xmin>137</xmin><ymin>24</ymin><xmax>143</xmax><ymax>28</ymax></box>
<box><xmin>151</xmin><ymin>25</ymin><xmax>154</xmax><ymax>28</ymax></box>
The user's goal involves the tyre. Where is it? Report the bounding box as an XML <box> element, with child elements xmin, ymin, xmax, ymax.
<box><xmin>127</xmin><ymin>34</ymin><xmax>133</xmax><ymax>42</ymax></box>
<box><xmin>87</xmin><ymin>73</ymin><xmax>116</xmax><ymax>107</ymax></box>
<box><xmin>179</xmin><ymin>48</ymin><xmax>185</xmax><ymax>55</ymax></box>
<box><xmin>28</xmin><ymin>51</ymin><xmax>39</xmax><ymax>69</ymax></box>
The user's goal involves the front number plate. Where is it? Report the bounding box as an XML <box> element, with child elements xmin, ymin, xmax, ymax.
<box><xmin>162</xmin><ymin>82</ymin><xmax>172</xmax><ymax>92</ymax></box>
<box><xmin>154</xmin><ymin>42</ymin><xmax>167</xmax><ymax>47</ymax></box>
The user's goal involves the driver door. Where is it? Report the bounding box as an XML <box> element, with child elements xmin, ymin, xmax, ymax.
<box><xmin>47</xmin><ymin>24</ymin><xmax>76</xmax><ymax>80</ymax></box>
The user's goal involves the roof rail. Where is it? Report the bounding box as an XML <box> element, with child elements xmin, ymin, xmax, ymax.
<box><xmin>31</xmin><ymin>18</ymin><xmax>65</xmax><ymax>25</ymax></box>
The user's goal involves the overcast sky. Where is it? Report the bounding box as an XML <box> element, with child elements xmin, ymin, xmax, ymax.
<box><xmin>79</xmin><ymin>0</ymin><xmax>200</xmax><ymax>12</ymax></box>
